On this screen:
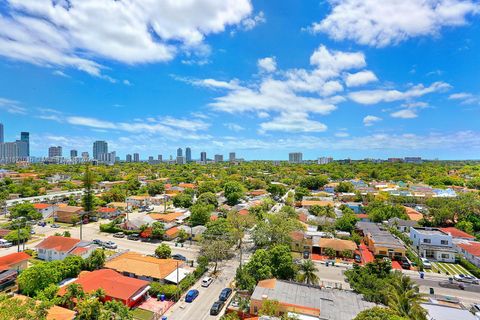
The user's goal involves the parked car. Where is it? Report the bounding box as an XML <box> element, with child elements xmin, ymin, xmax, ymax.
<box><xmin>201</xmin><ymin>277</ymin><xmax>213</xmax><ymax>287</ymax></box>
<box><xmin>172</xmin><ymin>254</ymin><xmax>187</xmax><ymax>261</ymax></box>
<box><xmin>421</xmin><ymin>258</ymin><xmax>432</xmax><ymax>269</ymax></box>
<box><xmin>354</xmin><ymin>253</ymin><xmax>362</xmax><ymax>263</ymax></box>
<box><xmin>210</xmin><ymin>301</ymin><xmax>225</xmax><ymax>315</ymax></box>
<box><xmin>127</xmin><ymin>234</ymin><xmax>140</xmax><ymax>241</ymax></box>
<box><xmin>92</xmin><ymin>239</ymin><xmax>103</xmax><ymax>245</ymax></box>
<box><xmin>37</xmin><ymin>221</ymin><xmax>46</xmax><ymax>227</ymax></box>
<box><xmin>185</xmin><ymin>289</ymin><xmax>199</xmax><ymax>303</ymax></box>
<box><xmin>219</xmin><ymin>288</ymin><xmax>232</xmax><ymax>301</ymax></box>
<box><xmin>146</xmin><ymin>206</ymin><xmax>154</xmax><ymax>212</ymax></box>
<box><xmin>113</xmin><ymin>232</ymin><xmax>125</xmax><ymax>238</ymax></box>
<box><xmin>0</xmin><ymin>240</ymin><xmax>12</xmax><ymax>248</ymax></box>
<box><xmin>102</xmin><ymin>241</ymin><xmax>117</xmax><ymax>249</ymax></box>
<box><xmin>454</xmin><ymin>274</ymin><xmax>479</xmax><ymax>284</ymax></box>
<box><xmin>398</xmin><ymin>256</ymin><xmax>411</xmax><ymax>269</ymax></box>
<box><xmin>50</xmin><ymin>223</ymin><xmax>60</xmax><ymax>228</ymax></box>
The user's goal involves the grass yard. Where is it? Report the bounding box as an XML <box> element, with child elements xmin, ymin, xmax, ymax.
<box><xmin>431</xmin><ymin>262</ymin><xmax>473</xmax><ymax>276</ymax></box>
<box><xmin>131</xmin><ymin>308</ymin><xmax>154</xmax><ymax>320</ymax></box>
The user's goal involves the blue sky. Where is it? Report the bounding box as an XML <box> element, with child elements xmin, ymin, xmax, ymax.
<box><xmin>0</xmin><ymin>0</ymin><xmax>480</xmax><ymax>160</ymax></box>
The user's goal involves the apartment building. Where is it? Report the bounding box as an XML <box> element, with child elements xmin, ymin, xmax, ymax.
<box><xmin>410</xmin><ymin>227</ymin><xmax>455</xmax><ymax>263</ymax></box>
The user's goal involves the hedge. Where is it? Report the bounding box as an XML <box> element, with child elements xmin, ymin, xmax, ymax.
<box><xmin>458</xmin><ymin>256</ymin><xmax>480</xmax><ymax>278</ymax></box>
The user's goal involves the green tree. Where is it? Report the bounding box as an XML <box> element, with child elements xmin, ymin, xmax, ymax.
<box><xmin>299</xmin><ymin>176</ymin><xmax>329</xmax><ymax>190</ymax></box>
<box><xmin>198</xmin><ymin>181</ymin><xmax>217</xmax><ymax>195</ymax></box>
<box><xmin>456</xmin><ymin>220</ymin><xmax>474</xmax><ymax>235</ymax></box>
<box><xmin>259</xmin><ymin>299</ymin><xmax>280</xmax><ymax>317</ymax></box>
<box><xmin>18</xmin><ymin>262</ymin><xmax>62</xmax><ymax>296</ymax></box>
<box><xmin>354</xmin><ymin>307</ymin><xmax>408</xmax><ymax>320</ymax></box>
<box><xmin>324</xmin><ymin>247</ymin><xmax>336</xmax><ymax>258</ymax></box>
<box><xmin>82</xmin><ymin>165</ymin><xmax>95</xmax><ymax>218</ymax></box>
<box><xmin>266</xmin><ymin>184</ymin><xmax>287</xmax><ymax>199</ymax></box>
<box><xmin>100</xmin><ymin>300</ymin><xmax>133</xmax><ymax>320</ymax></box>
<box><xmin>294</xmin><ymin>187</ymin><xmax>310</xmax><ymax>201</ymax></box>
<box><xmin>335</xmin><ymin>182</ymin><xmax>355</xmax><ymax>193</ymax></box>
<box><xmin>172</xmin><ymin>193</ymin><xmax>193</xmax><ymax>208</ymax></box>
<box><xmin>201</xmin><ymin>237</ymin><xmax>231</xmax><ymax>273</ymax></box>
<box><xmin>297</xmin><ymin>260</ymin><xmax>319</xmax><ymax>285</ymax></box>
<box><xmin>252</xmin><ymin>212</ymin><xmax>303</xmax><ymax>248</ymax></box>
<box><xmin>155</xmin><ymin>244</ymin><xmax>172</xmax><ymax>259</ymax></box>
<box><xmin>335</xmin><ymin>212</ymin><xmax>359</xmax><ymax>232</ymax></box>
<box><xmin>9</xmin><ymin>203</ymin><xmax>42</xmax><ymax>220</ymax></box>
<box><xmin>84</xmin><ymin>249</ymin><xmax>106</xmax><ymax>271</ymax></box>
<box><xmin>190</xmin><ymin>203</ymin><xmax>214</xmax><ymax>226</ymax></box>
<box><xmin>0</xmin><ymin>294</ymin><xmax>49</xmax><ymax>320</ymax></box>
<box><xmin>387</xmin><ymin>273</ymin><xmax>427</xmax><ymax>320</ymax></box>
<box><xmin>196</xmin><ymin>192</ymin><xmax>218</xmax><ymax>207</ymax></box>
<box><xmin>224</xmin><ymin>181</ymin><xmax>245</xmax><ymax>206</ymax></box>
<box><xmin>365</xmin><ymin>202</ymin><xmax>407</xmax><ymax>223</ymax></box>
<box><xmin>147</xmin><ymin>182</ymin><xmax>165</xmax><ymax>196</ymax></box>
<box><xmin>62</xmin><ymin>283</ymin><xmax>85</xmax><ymax>309</ymax></box>
<box><xmin>151</xmin><ymin>221</ymin><xmax>165</xmax><ymax>239</ymax></box>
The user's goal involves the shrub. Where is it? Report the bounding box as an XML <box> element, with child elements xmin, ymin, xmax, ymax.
<box><xmin>458</xmin><ymin>256</ymin><xmax>480</xmax><ymax>278</ymax></box>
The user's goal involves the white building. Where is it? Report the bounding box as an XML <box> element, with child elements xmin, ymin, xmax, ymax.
<box><xmin>410</xmin><ymin>227</ymin><xmax>455</xmax><ymax>262</ymax></box>
<box><xmin>289</xmin><ymin>152</ymin><xmax>303</xmax><ymax>164</ymax></box>
<box><xmin>35</xmin><ymin>236</ymin><xmax>96</xmax><ymax>261</ymax></box>
<box><xmin>317</xmin><ymin>157</ymin><xmax>333</xmax><ymax>164</ymax></box>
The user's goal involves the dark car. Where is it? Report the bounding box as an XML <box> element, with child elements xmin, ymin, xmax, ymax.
<box><xmin>37</xmin><ymin>221</ymin><xmax>46</xmax><ymax>227</ymax></box>
<box><xmin>210</xmin><ymin>300</ymin><xmax>225</xmax><ymax>315</ymax></box>
<box><xmin>172</xmin><ymin>254</ymin><xmax>187</xmax><ymax>261</ymax></box>
<box><xmin>219</xmin><ymin>288</ymin><xmax>232</xmax><ymax>302</ymax></box>
<box><xmin>399</xmin><ymin>257</ymin><xmax>411</xmax><ymax>269</ymax></box>
<box><xmin>127</xmin><ymin>234</ymin><xmax>140</xmax><ymax>241</ymax></box>
<box><xmin>92</xmin><ymin>239</ymin><xmax>103</xmax><ymax>245</ymax></box>
<box><xmin>185</xmin><ymin>289</ymin><xmax>199</xmax><ymax>303</ymax></box>
<box><xmin>354</xmin><ymin>253</ymin><xmax>362</xmax><ymax>263</ymax></box>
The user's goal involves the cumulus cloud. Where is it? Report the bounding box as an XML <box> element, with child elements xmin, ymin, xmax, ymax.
<box><xmin>224</xmin><ymin>123</ymin><xmax>245</xmax><ymax>132</ymax></box>
<box><xmin>0</xmin><ymin>0</ymin><xmax>254</xmax><ymax>77</ymax></box>
<box><xmin>349</xmin><ymin>81</ymin><xmax>451</xmax><ymax>104</ymax></box>
<box><xmin>311</xmin><ymin>0</ymin><xmax>479</xmax><ymax>47</ymax></box>
<box><xmin>391</xmin><ymin>109</ymin><xmax>418</xmax><ymax>119</ymax></box>
<box><xmin>259</xmin><ymin>112</ymin><xmax>328</xmax><ymax>133</ymax></box>
<box><xmin>363</xmin><ymin>115</ymin><xmax>382</xmax><ymax>126</ymax></box>
<box><xmin>258</xmin><ymin>57</ymin><xmax>277</xmax><ymax>73</ymax></box>
<box><xmin>345</xmin><ymin>70</ymin><xmax>378</xmax><ymax>87</ymax></box>
<box><xmin>449</xmin><ymin>92</ymin><xmax>480</xmax><ymax>104</ymax></box>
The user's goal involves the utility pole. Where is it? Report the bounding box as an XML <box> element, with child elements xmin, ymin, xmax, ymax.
<box><xmin>16</xmin><ymin>219</ymin><xmax>20</xmax><ymax>253</ymax></box>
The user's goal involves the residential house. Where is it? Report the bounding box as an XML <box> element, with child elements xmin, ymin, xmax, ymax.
<box><xmin>0</xmin><ymin>269</ymin><xmax>18</xmax><ymax>294</ymax></box>
<box><xmin>249</xmin><ymin>279</ymin><xmax>375</xmax><ymax>319</ymax></box>
<box><xmin>105</xmin><ymin>251</ymin><xmax>188</xmax><ymax>283</ymax></box>
<box><xmin>149</xmin><ymin>212</ymin><xmax>184</xmax><ymax>224</ymax></box>
<box><xmin>126</xmin><ymin>195</ymin><xmax>150</xmax><ymax>207</ymax></box>
<box><xmin>439</xmin><ymin>227</ymin><xmax>476</xmax><ymax>241</ymax></box>
<box><xmin>97</xmin><ymin>207</ymin><xmax>121</xmax><ymax>219</ymax></box>
<box><xmin>290</xmin><ymin>231</ymin><xmax>312</xmax><ymax>255</ymax></box>
<box><xmin>54</xmin><ymin>206</ymin><xmax>84</xmax><ymax>224</ymax></box>
<box><xmin>404</xmin><ymin>206</ymin><xmax>424</xmax><ymax>222</ymax></box>
<box><xmin>59</xmin><ymin>269</ymin><xmax>150</xmax><ymax>308</ymax></box>
<box><xmin>0</xmin><ymin>252</ymin><xmax>30</xmax><ymax>272</ymax></box>
<box><xmin>33</xmin><ymin>203</ymin><xmax>56</xmax><ymax>219</ymax></box>
<box><xmin>455</xmin><ymin>241</ymin><xmax>480</xmax><ymax>267</ymax></box>
<box><xmin>316</xmin><ymin>238</ymin><xmax>357</xmax><ymax>257</ymax></box>
<box><xmin>410</xmin><ymin>227</ymin><xmax>455</xmax><ymax>262</ymax></box>
<box><xmin>387</xmin><ymin>217</ymin><xmax>419</xmax><ymax>233</ymax></box>
<box><xmin>164</xmin><ymin>227</ymin><xmax>179</xmax><ymax>240</ymax></box>
<box><xmin>421</xmin><ymin>295</ymin><xmax>476</xmax><ymax>320</ymax></box>
<box><xmin>178</xmin><ymin>225</ymin><xmax>206</xmax><ymax>239</ymax></box>
<box><xmin>14</xmin><ymin>295</ymin><xmax>76</xmax><ymax>320</ymax></box>
<box><xmin>357</xmin><ymin>222</ymin><xmax>406</xmax><ymax>259</ymax></box>
<box><xmin>300</xmin><ymin>200</ymin><xmax>335</xmax><ymax>210</ymax></box>
<box><xmin>35</xmin><ymin>236</ymin><xmax>96</xmax><ymax>261</ymax></box>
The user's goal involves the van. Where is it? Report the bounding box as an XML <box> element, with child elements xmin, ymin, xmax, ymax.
<box><xmin>201</xmin><ymin>277</ymin><xmax>213</xmax><ymax>287</ymax></box>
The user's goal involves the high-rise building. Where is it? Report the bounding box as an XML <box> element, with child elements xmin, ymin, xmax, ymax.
<box><xmin>20</xmin><ymin>132</ymin><xmax>29</xmax><ymax>157</ymax></box>
<box><xmin>404</xmin><ymin>157</ymin><xmax>422</xmax><ymax>164</ymax></box>
<box><xmin>0</xmin><ymin>142</ymin><xmax>18</xmax><ymax>162</ymax></box>
<box><xmin>133</xmin><ymin>153</ymin><xmax>140</xmax><ymax>162</ymax></box>
<box><xmin>70</xmin><ymin>150</ymin><xmax>78</xmax><ymax>158</ymax></box>
<box><xmin>214</xmin><ymin>154</ymin><xmax>223</xmax><ymax>162</ymax></box>
<box><xmin>177</xmin><ymin>148</ymin><xmax>183</xmax><ymax>157</ymax></box>
<box><xmin>317</xmin><ymin>157</ymin><xmax>333</xmax><ymax>165</ymax></box>
<box><xmin>81</xmin><ymin>152</ymin><xmax>89</xmax><ymax>160</ymax></box>
<box><xmin>229</xmin><ymin>152</ymin><xmax>236</xmax><ymax>162</ymax></box>
<box><xmin>157</xmin><ymin>154</ymin><xmax>163</xmax><ymax>162</ymax></box>
<box><xmin>185</xmin><ymin>147</ymin><xmax>192</xmax><ymax>162</ymax></box>
<box><xmin>289</xmin><ymin>152</ymin><xmax>303</xmax><ymax>164</ymax></box>
<box><xmin>148</xmin><ymin>156</ymin><xmax>154</xmax><ymax>163</ymax></box>
<box><xmin>0</xmin><ymin>123</ymin><xmax>3</xmax><ymax>143</ymax></box>
<box><xmin>126</xmin><ymin>154</ymin><xmax>132</xmax><ymax>162</ymax></box>
<box><xmin>93</xmin><ymin>141</ymin><xmax>108</xmax><ymax>160</ymax></box>
<box><xmin>48</xmin><ymin>146</ymin><xmax>62</xmax><ymax>158</ymax></box>
<box><xmin>15</xmin><ymin>140</ymin><xmax>28</xmax><ymax>158</ymax></box>
<box><xmin>200</xmin><ymin>151</ymin><xmax>207</xmax><ymax>162</ymax></box>
<box><xmin>176</xmin><ymin>156</ymin><xmax>185</xmax><ymax>165</ymax></box>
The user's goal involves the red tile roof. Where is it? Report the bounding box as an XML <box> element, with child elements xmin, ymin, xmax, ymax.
<box><xmin>458</xmin><ymin>241</ymin><xmax>480</xmax><ymax>257</ymax></box>
<box><xmin>34</xmin><ymin>203</ymin><xmax>51</xmax><ymax>210</ymax></box>
<box><xmin>440</xmin><ymin>227</ymin><xmax>475</xmax><ymax>239</ymax></box>
<box><xmin>59</xmin><ymin>269</ymin><xmax>149</xmax><ymax>302</ymax></box>
<box><xmin>0</xmin><ymin>252</ymin><xmax>30</xmax><ymax>270</ymax></box>
<box><xmin>35</xmin><ymin>236</ymin><xmax>81</xmax><ymax>252</ymax></box>
<box><xmin>165</xmin><ymin>227</ymin><xmax>179</xmax><ymax>237</ymax></box>
<box><xmin>97</xmin><ymin>207</ymin><xmax>117</xmax><ymax>213</ymax></box>
<box><xmin>70</xmin><ymin>247</ymin><xmax>89</xmax><ymax>256</ymax></box>
<box><xmin>238</xmin><ymin>209</ymin><xmax>249</xmax><ymax>216</ymax></box>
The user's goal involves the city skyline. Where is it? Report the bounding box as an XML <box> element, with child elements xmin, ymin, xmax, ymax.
<box><xmin>1</xmin><ymin>1</ymin><xmax>480</xmax><ymax>160</ymax></box>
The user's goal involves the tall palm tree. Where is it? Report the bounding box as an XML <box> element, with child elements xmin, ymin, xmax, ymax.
<box><xmin>297</xmin><ymin>260</ymin><xmax>319</xmax><ymax>285</ymax></box>
<box><xmin>387</xmin><ymin>273</ymin><xmax>427</xmax><ymax>320</ymax></box>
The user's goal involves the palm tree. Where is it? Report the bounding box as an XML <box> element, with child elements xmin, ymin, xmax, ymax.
<box><xmin>387</xmin><ymin>273</ymin><xmax>427</xmax><ymax>320</ymax></box>
<box><xmin>297</xmin><ymin>260</ymin><xmax>319</xmax><ymax>285</ymax></box>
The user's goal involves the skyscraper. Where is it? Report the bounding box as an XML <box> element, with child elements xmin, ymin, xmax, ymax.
<box><xmin>93</xmin><ymin>140</ymin><xmax>108</xmax><ymax>160</ymax></box>
<box><xmin>126</xmin><ymin>154</ymin><xmax>132</xmax><ymax>162</ymax></box>
<box><xmin>158</xmin><ymin>154</ymin><xmax>163</xmax><ymax>162</ymax></box>
<box><xmin>289</xmin><ymin>152</ymin><xmax>303</xmax><ymax>164</ymax></box>
<box><xmin>81</xmin><ymin>152</ymin><xmax>89</xmax><ymax>160</ymax></box>
<box><xmin>0</xmin><ymin>123</ymin><xmax>4</xmax><ymax>143</ymax></box>
<box><xmin>70</xmin><ymin>150</ymin><xmax>78</xmax><ymax>158</ymax></box>
<box><xmin>177</xmin><ymin>148</ymin><xmax>183</xmax><ymax>157</ymax></box>
<box><xmin>48</xmin><ymin>146</ymin><xmax>62</xmax><ymax>158</ymax></box>
<box><xmin>214</xmin><ymin>154</ymin><xmax>223</xmax><ymax>162</ymax></box>
<box><xmin>133</xmin><ymin>153</ymin><xmax>140</xmax><ymax>162</ymax></box>
<box><xmin>20</xmin><ymin>132</ymin><xmax>29</xmax><ymax>157</ymax></box>
<box><xmin>200</xmin><ymin>151</ymin><xmax>207</xmax><ymax>162</ymax></box>
<box><xmin>185</xmin><ymin>147</ymin><xmax>191</xmax><ymax>162</ymax></box>
<box><xmin>229</xmin><ymin>152</ymin><xmax>236</xmax><ymax>162</ymax></box>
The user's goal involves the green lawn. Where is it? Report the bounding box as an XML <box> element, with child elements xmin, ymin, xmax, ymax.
<box><xmin>131</xmin><ymin>308</ymin><xmax>154</xmax><ymax>320</ymax></box>
<box><xmin>431</xmin><ymin>262</ymin><xmax>473</xmax><ymax>276</ymax></box>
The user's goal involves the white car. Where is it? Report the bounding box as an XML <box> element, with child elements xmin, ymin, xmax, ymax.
<box><xmin>0</xmin><ymin>240</ymin><xmax>12</xmax><ymax>248</ymax></box>
<box><xmin>421</xmin><ymin>258</ymin><xmax>432</xmax><ymax>269</ymax></box>
<box><xmin>201</xmin><ymin>277</ymin><xmax>213</xmax><ymax>287</ymax></box>
<box><xmin>454</xmin><ymin>274</ymin><xmax>479</xmax><ymax>284</ymax></box>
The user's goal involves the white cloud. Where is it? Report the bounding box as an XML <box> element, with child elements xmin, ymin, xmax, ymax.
<box><xmin>391</xmin><ymin>109</ymin><xmax>418</xmax><ymax>119</ymax></box>
<box><xmin>449</xmin><ymin>92</ymin><xmax>479</xmax><ymax>104</ymax></box>
<box><xmin>335</xmin><ymin>132</ymin><xmax>350</xmax><ymax>137</ymax></box>
<box><xmin>240</xmin><ymin>11</ymin><xmax>266</xmax><ymax>30</ymax></box>
<box><xmin>0</xmin><ymin>0</ymin><xmax>254</xmax><ymax>77</ymax></box>
<box><xmin>257</xmin><ymin>111</ymin><xmax>270</xmax><ymax>119</ymax></box>
<box><xmin>312</xmin><ymin>0</ymin><xmax>480</xmax><ymax>47</ymax></box>
<box><xmin>52</xmin><ymin>70</ymin><xmax>69</xmax><ymax>78</ymax></box>
<box><xmin>349</xmin><ymin>81</ymin><xmax>451</xmax><ymax>104</ymax></box>
<box><xmin>363</xmin><ymin>115</ymin><xmax>382</xmax><ymax>126</ymax></box>
<box><xmin>310</xmin><ymin>45</ymin><xmax>366</xmax><ymax>71</ymax></box>
<box><xmin>259</xmin><ymin>112</ymin><xmax>328</xmax><ymax>133</ymax></box>
<box><xmin>224</xmin><ymin>123</ymin><xmax>245</xmax><ymax>132</ymax></box>
<box><xmin>0</xmin><ymin>97</ymin><xmax>26</xmax><ymax>114</ymax></box>
<box><xmin>345</xmin><ymin>70</ymin><xmax>378</xmax><ymax>87</ymax></box>
<box><xmin>258</xmin><ymin>57</ymin><xmax>277</xmax><ymax>73</ymax></box>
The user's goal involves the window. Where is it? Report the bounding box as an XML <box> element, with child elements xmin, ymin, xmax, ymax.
<box><xmin>441</xmin><ymin>254</ymin><xmax>449</xmax><ymax>259</ymax></box>
<box><xmin>441</xmin><ymin>240</ymin><xmax>448</xmax><ymax>245</ymax></box>
<box><xmin>423</xmin><ymin>239</ymin><xmax>431</xmax><ymax>244</ymax></box>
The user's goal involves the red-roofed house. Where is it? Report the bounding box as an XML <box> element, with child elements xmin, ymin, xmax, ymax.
<box><xmin>33</xmin><ymin>203</ymin><xmax>56</xmax><ymax>219</ymax></box>
<box><xmin>59</xmin><ymin>269</ymin><xmax>150</xmax><ymax>308</ymax></box>
<box><xmin>0</xmin><ymin>252</ymin><xmax>30</xmax><ymax>272</ymax></box>
<box><xmin>440</xmin><ymin>227</ymin><xmax>476</xmax><ymax>240</ymax></box>
<box><xmin>456</xmin><ymin>241</ymin><xmax>480</xmax><ymax>267</ymax></box>
<box><xmin>35</xmin><ymin>236</ymin><xmax>96</xmax><ymax>261</ymax></box>
<box><xmin>97</xmin><ymin>207</ymin><xmax>120</xmax><ymax>219</ymax></box>
<box><xmin>164</xmin><ymin>227</ymin><xmax>179</xmax><ymax>240</ymax></box>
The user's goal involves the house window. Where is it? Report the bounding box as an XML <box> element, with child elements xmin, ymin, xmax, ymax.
<box><xmin>441</xmin><ymin>254</ymin><xmax>449</xmax><ymax>259</ymax></box>
<box><xmin>440</xmin><ymin>240</ymin><xmax>448</xmax><ymax>245</ymax></box>
<box><xmin>423</xmin><ymin>239</ymin><xmax>431</xmax><ymax>244</ymax></box>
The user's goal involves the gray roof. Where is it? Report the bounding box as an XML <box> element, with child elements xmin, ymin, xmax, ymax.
<box><xmin>251</xmin><ymin>280</ymin><xmax>375</xmax><ymax>320</ymax></box>
<box><xmin>412</xmin><ymin>227</ymin><xmax>447</xmax><ymax>236</ymax></box>
<box><xmin>356</xmin><ymin>222</ymin><xmax>404</xmax><ymax>249</ymax></box>
<box><xmin>422</xmin><ymin>303</ymin><xmax>477</xmax><ymax>320</ymax></box>
<box><xmin>388</xmin><ymin>217</ymin><xmax>418</xmax><ymax>227</ymax></box>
